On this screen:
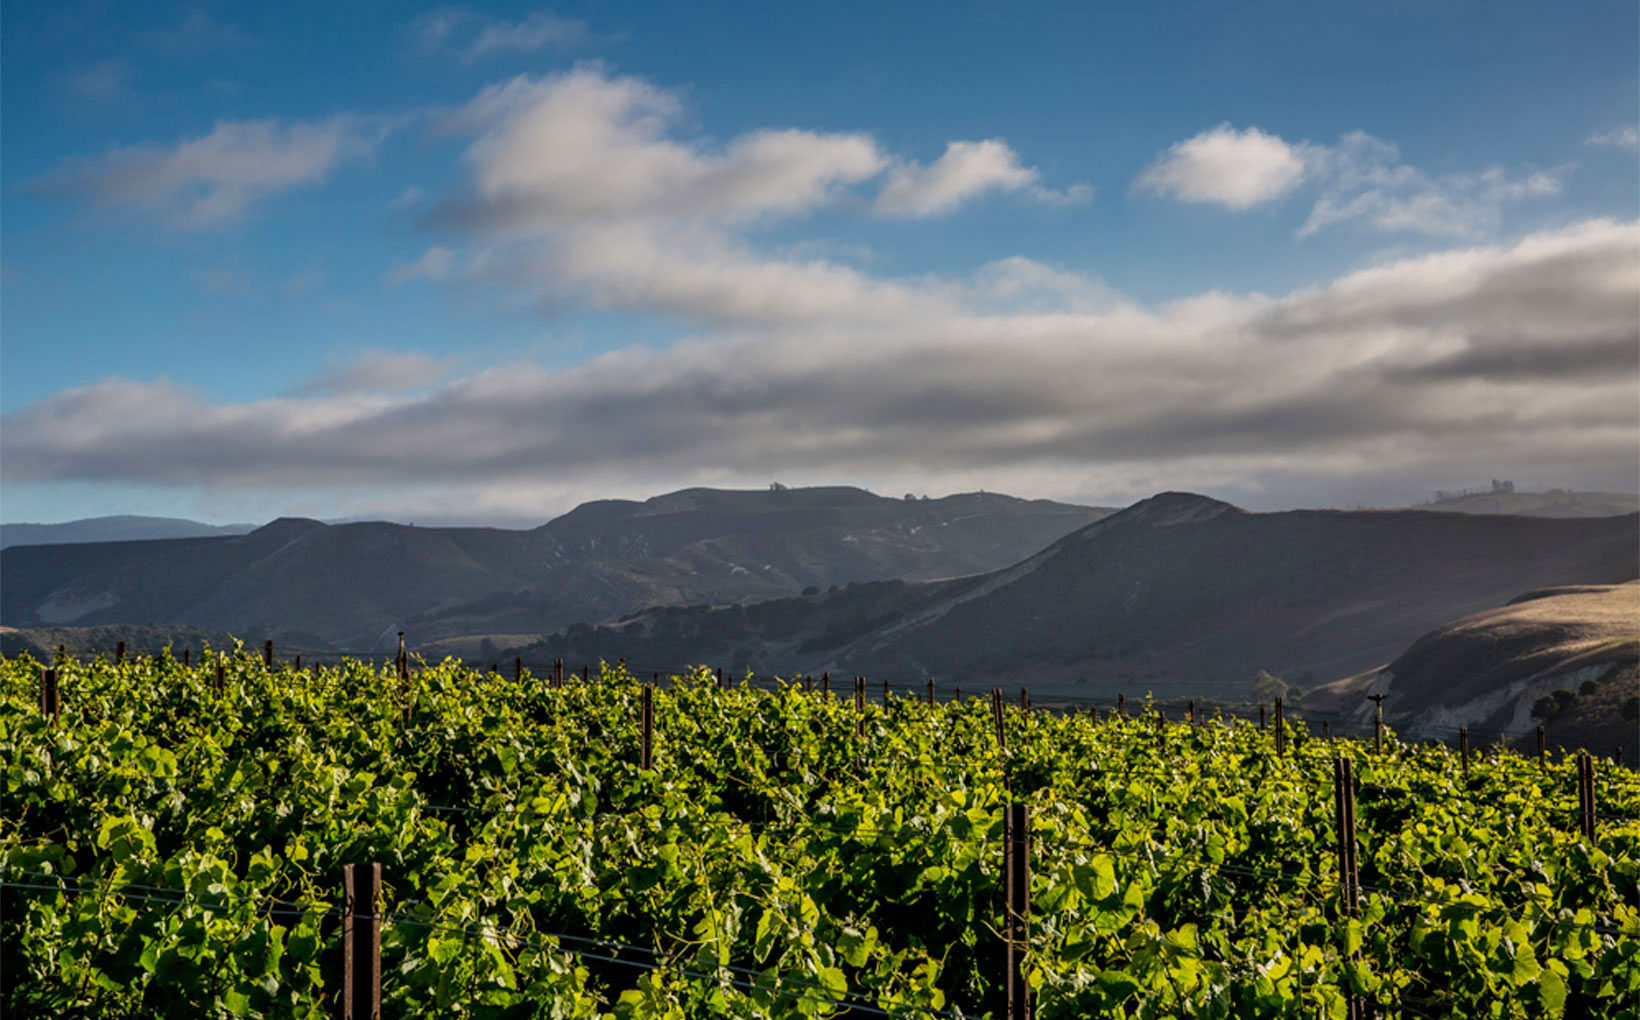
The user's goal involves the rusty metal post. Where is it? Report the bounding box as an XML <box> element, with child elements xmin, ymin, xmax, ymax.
<box><xmin>1004</xmin><ymin>803</ymin><xmax>1032</xmax><ymax>1020</ymax></box>
<box><xmin>182</xmin><ymin>648</ymin><xmax>191</xmax><ymax>667</ymax></box>
<box><xmin>116</xmin><ymin>641</ymin><xmax>125</xmax><ymax>664</ymax></box>
<box><xmin>214</xmin><ymin>657</ymin><xmax>225</xmax><ymax>699</ymax></box>
<box><xmin>1187</xmin><ymin>698</ymin><xmax>1195</xmax><ymax>725</ymax></box>
<box><xmin>1259</xmin><ymin>704</ymin><xmax>1266</xmax><ymax>731</ymax></box>
<box><xmin>515</xmin><ymin>657</ymin><xmax>523</xmax><ymax>682</ymax></box>
<box><xmin>1322</xmin><ymin>720</ymin><xmax>1330</xmax><ymax>740</ymax></box>
<box><xmin>263</xmin><ymin>640</ymin><xmax>273</xmax><ymax>669</ymax></box>
<box><xmin>341</xmin><ymin>862</ymin><xmax>381</xmax><ymax>1020</ymax></box>
<box><xmin>926</xmin><ymin>676</ymin><xmax>935</xmax><ymax>706</ymax></box>
<box><xmin>1460</xmin><ymin>727</ymin><xmax>1469</xmax><ymax>778</ymax></box>
<box><xmin>992</xmin><ymin>688</ymin><xmax>1007</xmax><ymax>752</ymax></box>
<box><xmin>1020</xmin><ymin>686</ymin><xmax>1030</xmax><ymax>714</ymax></box>
<box><xmin>1275</xmin><ymin>697</ymin><xmax>1286</xmax><ymax>756</ymax></box>
<box><xmin>882</xmin><ymin>676</ymin><xmax>889</xmax><ymax>702</ymax></box>
<box><xmin>1116</xmin><ymin>692</ymin><xmax>1125</xmax><ymax>717</ymax></box>
<box><xmin>820</xmin><ymin>672</ymin><xmax>829</xmax><ymax>697</ymax></box>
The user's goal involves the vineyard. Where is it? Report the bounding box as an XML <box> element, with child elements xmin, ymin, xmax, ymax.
<box><xmin>3</xmin><ymin>649</ymin><xmax>1638</xmax><ymax>1019</ymax></box>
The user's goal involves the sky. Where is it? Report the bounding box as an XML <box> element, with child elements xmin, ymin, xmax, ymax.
<box><xmin>2</xmin><ymin>1</ymin><xmax>1637</xmax><ymax>526</ymax></box>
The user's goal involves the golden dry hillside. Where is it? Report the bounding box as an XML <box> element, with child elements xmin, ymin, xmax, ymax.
<box><xmin>1305</xmin><ymin>582</ymin><xmax>1639</xmax><ymax>760</ymax></box>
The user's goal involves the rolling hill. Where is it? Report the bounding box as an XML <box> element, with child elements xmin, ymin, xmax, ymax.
<box><xmin>0</xmin><ymin>487</ymin><xmax>1108</xmax><ymax>651</ymax></box>
<box><xmin>1304</xmin><ymin>582</ymin><xmax>1639</xmax><ymax>761</ymax></box>
<box><xmin>512</xmin><ymin>493</ymin><xmax>1640</xmax><ymax>699</ymax></box>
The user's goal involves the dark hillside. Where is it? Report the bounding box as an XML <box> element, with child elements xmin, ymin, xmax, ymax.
<box><xmin>518</xmin><ymin>494</ymin><xmax>1639</xmax><ymax>701</ymax></box>
<box><xmin>0</xmin><ymin>487</ymin><xmax>1107</xmax><ymax>650</ymax></box>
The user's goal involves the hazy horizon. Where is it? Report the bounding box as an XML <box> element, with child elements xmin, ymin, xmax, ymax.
<box><xmin>5</xmin><ymin>479</ymin><xmax>1638</xmax><ymax>532</ymax></box>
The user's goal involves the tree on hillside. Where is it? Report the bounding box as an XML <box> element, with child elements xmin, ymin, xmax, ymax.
<box><xmin>1250</xmin><ymin>670</ymin><xmax>1288</xmax><ymax>702</ymax></box>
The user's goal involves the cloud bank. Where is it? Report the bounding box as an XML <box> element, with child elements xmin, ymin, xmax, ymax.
<box><xmin>5</xmin><ymin>218</ymin><xmax>1634</xmax><ymax>516</ymax></box>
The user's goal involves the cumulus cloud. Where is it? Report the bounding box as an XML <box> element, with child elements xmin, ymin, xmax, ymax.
<box><xmin>293</xmin><ymin>350</ymin><xmax>460</xmax><ymax>395</ymax></box>
<box><xmin>413</xmin><ymin>8</ymin><xmax>587</xmax><ymax>61</ymax></box>
<box><xmin>416</xmin><ymin>68</ymin><xmax>1081</xmax><ymax>327</ymax></box>
<box><xmin>1587</xmin><ymin>126</ymin><xmax>1640</xmax><ymax>151</ymax></box>
<box><xmin>1134</xmin><ymin>124</ymin><xmax>1309</xmax><ymax>209</ymax></box>
<box><xmin>876</xmin><ymin>140</ymin><xmax>1091</xmax><ymax>216</ymax></box>
<box><xmin>439</xmin><ymin>68</ymin><xmax>886</xmax><ymax>232</ymax></box>
<box><xmin>1137</xmin><ymin>125</ymin><xmax>1566</xmax><ymax>238</ymax></box>
<box><xmin>32</xmin><ymin>116</ymin><xmax>393</xmax><ymax>227</ymax></box>
<box><xmin>7</xmin><ymin>219</ymin><xmax>1635</xmax><ymax>515</ymax></box>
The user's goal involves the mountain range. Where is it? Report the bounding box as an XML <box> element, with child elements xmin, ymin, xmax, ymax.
<box><xmin>0</xmin><ymin>516</ymin><xmax>256</xmax><ymax>550</ymax></box>
<box><xmin>0</xmin><ymin>487</ymin><xmax>1108</xmax><ymax>651</ymax></box>
<box><xmin>512</xmin><ymin>493</ymin><xmax>1639</xmax><ymax>703</ymax></box>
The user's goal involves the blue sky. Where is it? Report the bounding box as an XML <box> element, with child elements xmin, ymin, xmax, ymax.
<box><xmin>2</xmin><ymin>1</ymin><xmax>1637</xmax><ymax>525</ymax></box>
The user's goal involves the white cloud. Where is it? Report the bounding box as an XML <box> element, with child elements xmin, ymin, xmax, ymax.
<box><xmin>419</xmin><ymin>68</ymin><xmax>1080</xmax><ymax>327</ymax></box>
<box><xmin>1133</xmin><ymin>124</ymin><xmax>1309</xmax><ymax>210</ymax></box>
<box><xmin>33</xmin><ymin>116</ymin><xmax>393</xmax><ymax>227</ymax></box>
<box><xmin>1587</xmin><ymin>126</ymin><xmax>1640</xmax><ymax>151</ymax></box>
<box><xmin>7</xmin><ymin>219</ymin><xmax>1634</xmax><ymax>518</ymax></box>
<box><xmin>388</xmin><ymin>246</ymin><xmax>458</xmax><ymax>285</ymax></box>
<box><xmin>876</xmin><ymin>139</ymin><xmax>1091</xmax><ymax>216</ymax></box>
<box><xmin>294</xmin><ymin>350</ymin><xmax>459</xmax><ymax>395</ymax></box>
<box><xmin>443</xmin><ymin>69</ymin><xmax>886</xmax><ymax>232</ymax></box>
<box><xmin>514</xmin><ymin>223</ymin><xmax>949</xmax><ymax>325</ymax></box>
<box><xmin>1298</xmin><ymin>131</ymin><xmax>1566</xmax><ymax>238</ymax></box>
<box><xmin>413</xmin><ymin>8</ymin><xmax>587</xmax><ymax>62</ymax></box>
<box><xmin>468</xmin><ymin>11</ymin><xmax>587</xmax><ymax>58</ymax></box>
<box><xmin>1136</xmin><ymin>125</ymin><xmax>1566</xmax><ymax>238</ymax></box>
<box><xmin>390</xmin><ymin>185</ymin><xmax>425</xmax><ymax>208</ymax></box>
